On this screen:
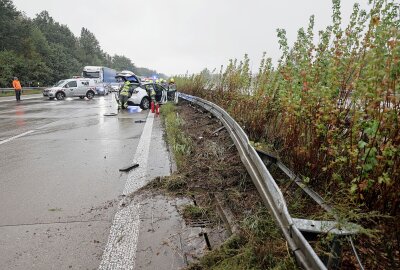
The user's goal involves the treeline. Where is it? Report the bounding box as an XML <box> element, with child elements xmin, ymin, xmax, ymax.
<box><xmin>0</xmin><ymin>0</ymin><xmax>165</xmax><ymax>87</ymax></box>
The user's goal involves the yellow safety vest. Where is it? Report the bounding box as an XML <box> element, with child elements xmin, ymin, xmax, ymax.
<box><xmin>120</xmin><ymin>82</ymin><xmax>131</xmax><ymax>96</ymax></box>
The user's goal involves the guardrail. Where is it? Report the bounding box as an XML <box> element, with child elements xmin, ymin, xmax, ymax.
<box><xmin>178</xmin><ymin>93</ymin><xmax>360</xmax><ymax>270</ymax></box>
<box><xmin>0</xmin><ymin>87</ymin><xmax>46</xmax><ymax>92</ymax></box>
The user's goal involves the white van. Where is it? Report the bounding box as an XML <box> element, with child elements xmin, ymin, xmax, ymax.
<box><xmin>46</xmin><ymin>79</ymin><xmax>97</xmax><ymax>100</ymax></box>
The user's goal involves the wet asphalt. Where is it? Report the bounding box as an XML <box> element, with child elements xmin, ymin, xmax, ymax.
<box><xmin>0</xmin><ymin>95</ymin><xmax>150</xmax><ymax>269</ymax></box>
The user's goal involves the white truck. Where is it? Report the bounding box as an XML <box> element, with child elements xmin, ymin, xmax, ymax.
<box><xmin>82</xmin><ymin>66</ymin><xmax>118</xmax><ymax>95</ymax></box>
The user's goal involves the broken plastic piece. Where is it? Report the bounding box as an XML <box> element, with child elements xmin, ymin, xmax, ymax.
<box><xmin>119</xmin><ymin>163</ymin><xmax>139</xmax><ymax>172</ymax></box>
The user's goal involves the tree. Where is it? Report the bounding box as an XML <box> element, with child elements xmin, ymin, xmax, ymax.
<box><xmin>78</xmin><ymin>27</ymin><xmax>106</xmax><ymax>66</ymax></box>
<box><xmin>0</xmin><ymin>0</ymin><xmax>19</xmax><ymax>51</ymax></box>
<box><xmin>0</xmin><ymin>6</ymin><xmax>164</xmax><ymax>86</ymax></box>
<box><xmin>111</xmin><ymin>55</ymin><xmax>135</xmax><ymax>71</ymax></box>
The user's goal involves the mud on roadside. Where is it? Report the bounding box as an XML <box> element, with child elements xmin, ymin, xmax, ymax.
<box><xmin>143</xmin><ymin>101</ymin><xmax>297</xmax><ymax>269</ymax></box>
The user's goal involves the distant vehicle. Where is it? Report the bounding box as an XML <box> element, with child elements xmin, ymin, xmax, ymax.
<box><xmin>46</xmin><ymin>78</ymin><xmax>97</xmax><ymax>100</ymax></box>
<box><xmin>82</xmin><ymin>66</ymin><xmax>118</xmax><ymax>95</ymax></box>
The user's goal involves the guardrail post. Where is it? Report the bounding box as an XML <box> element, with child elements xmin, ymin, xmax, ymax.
<box><xmin>327</xmin><ymin>236</ymin><xmax>342</xmax><ymax>270</ymax></box>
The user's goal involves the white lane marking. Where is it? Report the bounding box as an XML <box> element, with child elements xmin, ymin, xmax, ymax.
<box><xmin>99</xmin><ymin>112</ymin><xmax>155</xmax><ymax>270</ymax></box>
<box><xmin>98</xmin><ymin>204</ymin><xmax>141</xmax><ymax>270</ymax></box>
<box><xmin>0</xmin><ymin>130</ymin><xmax>35</xmax><ymax>145</ymax></box>
<box><xmin>123</xmin><ymin>113</ymin><xmax>155</xmax><ymax>195</ymax></box>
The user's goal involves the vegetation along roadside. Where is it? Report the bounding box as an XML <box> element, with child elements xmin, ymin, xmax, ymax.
<box><xmin>173</xmin><ymin>0</ymin><xmax>399</xmax><ymax>268</ymax></box>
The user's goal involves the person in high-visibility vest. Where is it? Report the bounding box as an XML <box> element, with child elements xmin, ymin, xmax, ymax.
<box><xmin>149</xmin><ymin>83</ymin><xmax>156</xmax><ymax>103</ymax></box>
<box><xmin>168</xmin><ymin>78</ymin><xmax>176</xmax><ymax>91</ymax></box>
<box><xmin>118</xmin><ymin>80</ymin><xmax>131</xmax><ymax>109</ymax></box>
<box><xmin>12</xmin><ymin>77</ymin><xmax>22</xmax><ymax>101</ymax></box>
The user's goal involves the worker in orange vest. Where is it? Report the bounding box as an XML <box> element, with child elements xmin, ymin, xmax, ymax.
<box><xmin>12</xmin><ymin>77</ymin><xmax>22</xmax><ymax>101</ymax></box>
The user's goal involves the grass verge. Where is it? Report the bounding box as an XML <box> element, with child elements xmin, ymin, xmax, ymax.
<box><xmin>154</xmin><ymin>102</ymin><xmax>299</xmax><ymax>270</ymax></box>
<box><xmin>160</xmin><ymin>102</ymin><xmax>192</xmax><ymax>168</ymax></box>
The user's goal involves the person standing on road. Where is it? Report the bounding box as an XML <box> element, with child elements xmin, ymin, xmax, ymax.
<box><xmin>118</xmin><ymin>80</ymin><xmax>132</xmax><ymax>110</ymax></box>
<box><xmin>12</xmin><ymin>77</ymin><xmax>22</xmax><ymax>101</ymax></box>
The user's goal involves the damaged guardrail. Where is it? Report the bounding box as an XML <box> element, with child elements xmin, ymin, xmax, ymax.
<box><xmin>178</xmin><ymin>93</ymin><xmax>359</xmax><ymax>270</ymax></box>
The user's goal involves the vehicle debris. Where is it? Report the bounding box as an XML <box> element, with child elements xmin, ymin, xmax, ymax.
<box><xmin>119</xmin><ymin>163</ymin><xmax>139</xmax><ymax>172</ymax></box>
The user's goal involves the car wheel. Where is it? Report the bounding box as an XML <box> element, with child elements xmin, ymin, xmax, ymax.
<box><xmin>140</xmin><ymin>97</ymin><xmax>150</xmax><ymax>110</ymax></box>
<box><xmin>86</xmin><ymin>91</ymin><xmax>95</xmax><ymax>100</ymax></box>
<box><xmin>79</xmin><ymin>96</ymin><xmax>85</xmax><ymax>99</ymax></box>
<box><xmin>56</xmin><ymin>92</ymin><xmax>65</xmax><ymax>100</ymax></box>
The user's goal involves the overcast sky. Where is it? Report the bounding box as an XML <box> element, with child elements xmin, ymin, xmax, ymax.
<box><xmin>13</xmin><ymin>0</ymin><xmax>370</xmax><ymax>76</ymax></box>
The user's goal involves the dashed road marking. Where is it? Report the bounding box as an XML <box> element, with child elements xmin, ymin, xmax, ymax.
<box><xmin>0</xmin><ymin>130</ymin><xmax>35</xmax><ymax>145</ymax></box>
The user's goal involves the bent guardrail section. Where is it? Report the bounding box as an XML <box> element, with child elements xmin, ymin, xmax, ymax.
<box><xmin>179</xmin><ymin>92</ymin><xmax>327</xmax><ymax>270</ymax></box>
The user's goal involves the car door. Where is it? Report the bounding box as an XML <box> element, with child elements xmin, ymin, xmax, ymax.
<box><xmin>64</xmin><ymin>80</ymin><xmax>78</xmax><ymax>97</ymax></box>
<box><xmin>154</xmin><ymin>84</ymin><xmax>166</xmax><ymax>102</ymax></box>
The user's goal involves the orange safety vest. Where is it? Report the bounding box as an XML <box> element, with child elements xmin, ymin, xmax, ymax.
<box><xmin>12</xmin><ymin>80</ymin><xmax>22</xmax><ymax>90</ymax></box>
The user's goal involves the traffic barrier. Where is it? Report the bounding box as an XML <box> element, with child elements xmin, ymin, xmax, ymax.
<box><xmin>178</xmin><ymin>92</ymin><xmax>360</xmax><ymax>270</ymax></box>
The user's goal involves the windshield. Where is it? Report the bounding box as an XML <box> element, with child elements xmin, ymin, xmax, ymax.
<box><xmin>83</xmin><ymin>71</ymin><xmax>100</xmax><ymax>78</ymax></box>
<box><xmin>54</xmin><ymin>80</ymin><xmax>66</xmax><ymax>87</ymax></box>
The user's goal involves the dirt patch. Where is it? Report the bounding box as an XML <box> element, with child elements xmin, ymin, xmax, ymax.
<box><xmin>143</xmin><ymin>101</ymin><xmax>297</xmax><ymax>269</ymax></box>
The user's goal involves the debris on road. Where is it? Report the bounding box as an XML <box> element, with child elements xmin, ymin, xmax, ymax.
<box><xmin>119</xmin><ymin>163</ymin><xmax>139</xmax><ymax>172</ymax></box>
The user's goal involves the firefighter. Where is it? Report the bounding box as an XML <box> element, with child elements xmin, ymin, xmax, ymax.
<box><xmin>118</xmin><ymin>80</ymin><xmax>132</xmax><ymax>109</ymax></box>
<box><xmin>161</xmin><ymin>79</ymin><xmax>168</xmax><ymax>88</ymax></box>
<box><xmin>168</xmin><ymin>78</ymin><xmax>176</xmax><ymax>91</ymax></box>
<box><xmin>149</xmin><ymin>83</ymin><xmax>156</xmax><ymax>103</ymax></box>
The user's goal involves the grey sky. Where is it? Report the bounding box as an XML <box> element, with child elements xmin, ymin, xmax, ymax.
<box><xmin>13</xmin><ymin>0</ymin><xmax>369</xmax><ymax>75</ymax></box>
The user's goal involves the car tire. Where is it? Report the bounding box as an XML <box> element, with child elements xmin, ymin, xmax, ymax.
<box><xmin>79</xmin><ymin>96</ymin><xmax>85</xmax><ymax>99</ymax></box>
<box><xmin>56</xmin><ymin>92</ymin><xmax>65</xmax><ymax>100</ymax></box>
<box><xmin>86</xmin><ymin>91</ymin><xmax>95</xmax><ymax>100</ymax></box>
<box><xmin>140</xmin><ymin>97</ymin><xmax>150</xmax><ymax>110</ymax></box>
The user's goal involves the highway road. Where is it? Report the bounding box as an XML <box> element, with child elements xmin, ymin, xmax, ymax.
<box><xmin>0</xmin><ymin>95</ymin><xmax>172</xmax><ymax>269</ymax></box>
